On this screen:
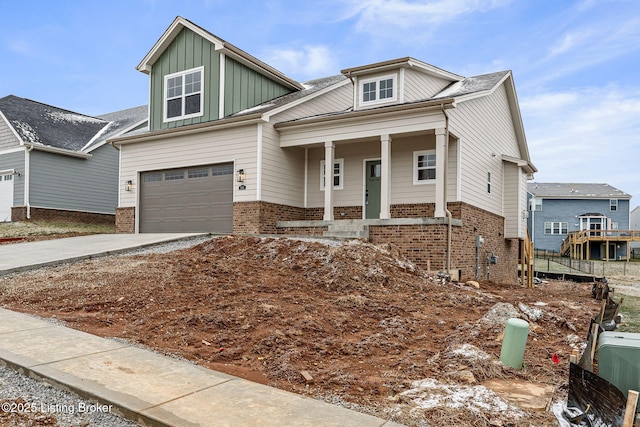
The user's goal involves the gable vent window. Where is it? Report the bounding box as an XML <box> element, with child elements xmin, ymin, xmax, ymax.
<box><xmin>360</xmin><ymin>74</ymin><xmax>397</xmax><ymax>106</ymax></box>
<box><xmin>164</xmin><ymin>66</ymin><xmax>204</xmax><ymax>122</ymax></box>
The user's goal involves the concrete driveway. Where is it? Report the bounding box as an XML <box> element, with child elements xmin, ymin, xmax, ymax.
<box><xmin>0</xmin><ymin>233</ymin><xmax>206</xmax><ymax>276</ymax></box>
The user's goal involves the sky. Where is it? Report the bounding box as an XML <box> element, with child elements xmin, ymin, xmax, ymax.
<box><xmin>2</xmin><ymin>0</ymin><xmax>639</xmax><ymax>209</ymax></box>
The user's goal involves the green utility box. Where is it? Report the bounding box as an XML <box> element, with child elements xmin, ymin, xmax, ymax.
<box><xmin>598</xmin><ymin>331</ymin><xmax>640</xmax><ymax>410</ymax></box>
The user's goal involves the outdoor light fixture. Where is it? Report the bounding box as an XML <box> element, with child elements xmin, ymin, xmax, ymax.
<box><xmin>125</xmin><ymin>180</ymin><xmax>134</xmax><ymax>192</ymax></box>
<box><xmin>237</xmin><ymin>169</ymin><xmax>245</xmax><ymax>183</ymax></box>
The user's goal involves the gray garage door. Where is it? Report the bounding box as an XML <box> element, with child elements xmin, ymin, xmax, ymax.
<box><xmin>140</xmin><ymin>163</ymin><xmax>233</xmax><ymax>233</ymax></box>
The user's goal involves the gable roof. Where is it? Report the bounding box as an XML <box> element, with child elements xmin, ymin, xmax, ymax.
<box><xmin>528</xmin><ymin>182</ymin><xmax>631</xmax><ymax>199</ymax></box>
<box><xmin>0</xmin><ymin>95</ymin><xmax>147</xmax><ymax>155</ymax></box>
<box><xmin>341</xmin><ymin>57</ymin><xmax>463</xmax><ymax>81</ymax></box>
<box><xmin>137</xmin><ymin>16</ymin><xmax>304</xmax><ymax>91</ymax></box>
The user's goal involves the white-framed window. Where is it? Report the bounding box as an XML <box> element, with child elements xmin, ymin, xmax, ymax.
<box><xmin>359</xmin><ymin>74</ymin><xmax>397</xmax><ymax>106</ymax></box>
<box><xmin>320</xmin><ymin>159</ymin><xmax>344</xmax><ymax>190</ymax></box>
<box><xmin>534</xmin><ymin>198</ymin><xmax>542</xmax><ymax>211</ymax></box>
<box><xmin>413</xmin><ymin>150</ymin><xmax>436</xmax><ymax>184</ymax></box>
<box><xmin>611</xmin><ymin>222</ymin><xmax>619</xmax><ymax>230</ymax></box>
<box><xmin>610</xmin><ymin>199</ymin><xmax>618</xmax><ymax>211</ymax></box>
<box><xmin>487</xmin><ymin>172</ymin><xmax>491</xmax><ymax>193</ymax></box>
<box><xmin>164</xmin><ymin>66</ymin><xmax>204</xmax><ymax>122</ymax></box>
<box><xmin>544</xmin><ymin>221</ymin><xmax>568</xmax><ymax>235</ymax></box>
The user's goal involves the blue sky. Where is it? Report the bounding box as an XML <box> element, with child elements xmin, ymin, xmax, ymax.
<box><xmin>2</xmin><ymin>0</ymin><xmax>639</xmax><ymax>208</ymax></box>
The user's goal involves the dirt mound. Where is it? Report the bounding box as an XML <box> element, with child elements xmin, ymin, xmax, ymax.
<box><xmin>0</xmin><ymin>235</ymin><xmax>601</xmax><ymax>426</ymax></box>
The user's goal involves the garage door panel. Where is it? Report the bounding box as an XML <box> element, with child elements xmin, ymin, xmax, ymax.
<box><xmin>140</xmin><ymin>163</ymin><xmax>233</xmax><ymax>233</ymax></box>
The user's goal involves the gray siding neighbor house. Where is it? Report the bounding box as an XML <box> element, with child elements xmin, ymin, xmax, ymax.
<box><xmin>111</xmin><ymin>16</ymin><xmax>537</xmax><ymax>285</ymax></box>
<box><xmin>0</xmin><ymin>95</ymin><xmax>147</xmax><ymax>224</ymax></box>
<box><xmin>527</xmin><ymin>183</ymin><xmax>634</xmax><ymax>260</ymax></box>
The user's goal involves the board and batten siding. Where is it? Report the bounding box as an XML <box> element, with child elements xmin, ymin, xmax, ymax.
<box><xmin>260</xmin><ymin>124</ymin><xmax>305</xmax><ymax>207</ymax></box>
<box><xmin>0</xmin><ymin>149</ymin><xmax>25</xmax><ymax>205</ymax></box>
<box><xmin>448</xmin><ymin>83</ymin><xmax>521</xmax><ymax>216</ymax></box>
<box><xmin>224</xmin><ymin>57</ymin><xmax>292</xmax><ymax>117</ymax></box>
<box><xmin>0</xmin><ymin>116</ymin><xmax>20</xmax><ymax>150</ymax></box>
<box><xmin>270</xmin><ymin>83</ymin><xmax>352</xmax><ymax>124</ymax></box>
<box><xmin>403</xmin><ymin>69</ymin><xmax>453</xmax><ymax>103</ymax></box>
<box><xmin>149</xmin><ymin>28</ymin><xmax>221</xmax><ymax>131</ymax></box>
<box><xmin>119</xmin><ymin>124</ymin><xmax>259</xmax><ymax>208</ymax></box>
<box><xmin>29</xmin><ymin>146</ymin><xmax>118</xmax><ymax>214</ymax></box>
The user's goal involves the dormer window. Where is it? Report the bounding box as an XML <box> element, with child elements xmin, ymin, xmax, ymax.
<box><xmin>164</xmin><ymin>66</ymin><xmax>204</xmax><ymax>122</ymax></box>
<box><xmin>359</xmin><ymin>74</ymin><xmax>397</xmax><ymax>106</ymax></box>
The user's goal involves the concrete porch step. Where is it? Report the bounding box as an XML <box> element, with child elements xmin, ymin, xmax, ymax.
<box><xmin>323</xmin><ymin>224</ymin><xmax>370</xmax><ymax>239</ymax></box>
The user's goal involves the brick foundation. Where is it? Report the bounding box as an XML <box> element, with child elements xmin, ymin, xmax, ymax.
<box><xmin>233</xmin><ymin>201</ymin><xmax>306</xmax><ymax>234</ymax></box>
<box><xmin>11</xmin><ymin>206</ymin><xmax>115</xmax><ymax>226</ymax></box>
<box><xmin>116</xmin><ymin>207</ymin><xmax>136</xmax><ymax>233</ymax></box>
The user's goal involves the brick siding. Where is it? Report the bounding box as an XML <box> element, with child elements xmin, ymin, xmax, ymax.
<box><xmin>115</xmin><ymin>207</ymin><xmax>135</xmax><ymax>233</ymax></box>
<box><xmin>11</xmin><ymin>206</ymin><xmax>114</xmax><ymax>226</ymax></box>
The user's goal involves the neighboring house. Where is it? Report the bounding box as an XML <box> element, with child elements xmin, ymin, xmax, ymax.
<box><xmin>111</xmin><ymin>16</ymin><xmax>537</xmax><ymax>284</ymax></box>
<box><xmin>0</xmin><ymin>95</ymin><xmax>147</xmax><ymax>224</ymax></box>
<box><xmin>527</xmin><ymin>183</ymin><xmax>634</xmax><ymax>260</ymax></box>
<box><xmin>631</xmin><ymin>206</ymin><xmax>640</xmax><ymax>252</ymax></box>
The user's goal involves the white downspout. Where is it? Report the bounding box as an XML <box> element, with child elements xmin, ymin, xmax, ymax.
<box><xmin>24</xmin><ymin>145</ymin><xmax>33</xmax><ymax>219</ymax></box>
<box><xmin>441</xmin><ymin>105</ymin><xmax>452</xmax><ymax>273</ymax></box>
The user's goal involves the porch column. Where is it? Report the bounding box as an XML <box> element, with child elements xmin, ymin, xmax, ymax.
<box><xmin>380</xmin><ymin>134</ymin><xmax>392</xmax><ymax>219</ymax></box>
<box><xmin>323</xmin><ymin>141</ymin><xmax>334</xmax><ymax>221</ymax></box>
<box><xmin>435</xmin><ymin>127</ymin><xmax>447</xmax><ymax>218</ymax></box>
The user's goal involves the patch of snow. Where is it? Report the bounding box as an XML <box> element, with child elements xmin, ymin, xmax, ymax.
<box><xmin>12</xmin><ymin>121</ymin><xmax>41</xmax><ymax>143</ymax></box>
<box><xmin>480</xmin><ymin>303</ymin><xmax>520</xmax><ymax>326</ymax></box>
<box><xmin>400</xmin><ymin>378</ymin><xmax>525</xmax><ymax>418</ymax></box>
<box><xmin>448</xmin><ymin>344</ymin><xmax>491</xmax><ymax>362</ymax></box>
<box><xmin>234</xmin><ymin>103</ymin><xmax>275</xmax><ymax>115</ymax></box>
<box><xmin>45</xmin><ymin>110</ymin><xmax>104</xmax><ymax>124</ymax></box>
<box><xmin>302</xmin><ymin>83</ymin><xmax>315</xmax><ymax>90</ymax></box>
<box><xmin>518</xmin><ymin>302</ymin><xmax>543</xmax><ymax>321</ymax></box>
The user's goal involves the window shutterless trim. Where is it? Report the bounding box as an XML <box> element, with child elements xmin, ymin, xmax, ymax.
<box><xmin>359</xmin><ymin>73</ymin><xmax>397</xmax><ymax>107</ymax></box>
<box><xmin>163</xmin><ymin>66</ymin><xmax>205</xmax><ymax>123</ymax></box>
<box><xmin>413</xmin><ymin>150</ymin><xmax>436</xmax><ymax>185</ymax></box>
<box><xmin>320</xmin><ymin>158</ymin><xmax>344</xmax><ymax>190</ymax></box>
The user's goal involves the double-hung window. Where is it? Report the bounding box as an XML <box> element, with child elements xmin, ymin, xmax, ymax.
<box><xmin>359</xmin><ymin>74</ymin><xmax>397</xmax><ymax>106</ymax></box>
<box><xmin>164</xmin><ymin>66</ymin><xmax>204</xmax><ymax>122</ymax></box>
<box><xmin>610</xmin><ymin>199</ymin><xmax>618</xmax><ymax>212</ymax></box>
<box><xmin>544</xmin><ymin>221</ymin><xmax>568</xmax><ymax>235</ymax></box>
<box><xmin>320</xmin><ymin>159</ymin><xmax>344</xmax><ymax>190</ymax></box>
<box><xmin>413</xmin><ymin>150</ymin><xmax>436</xmax><ymax>184</ymax></box>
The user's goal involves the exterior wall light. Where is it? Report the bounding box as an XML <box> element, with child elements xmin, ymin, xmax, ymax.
<box><xmin>237</xmin><ymin>169</ymin><xmax>245</xmax><ymax>183</ymax></box>
<box><xmin>125</xmin><ymin>180</ymin><xmax>134</xmax><ymax>192</ymax></box>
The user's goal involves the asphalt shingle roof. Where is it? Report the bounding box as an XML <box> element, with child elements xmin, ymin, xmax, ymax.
<box><xmin>528</xmin><ymin>182</ymin><xmax>631</xmax><ymax>199</ymax></box>
<box><xmin>0</xmin><ymin>95</ymin><xmax>147</xmax><ymax>153</ymax></box>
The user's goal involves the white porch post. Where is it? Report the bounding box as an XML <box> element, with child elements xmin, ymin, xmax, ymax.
<box><xmin>323</xmin><ymin>141</ymin><xmax>335</xmax><ymax>221</ymax></box>
<box><xmin>380</xmin><ymin>134</ymin><xmax>392</xmax><ymax>219</ymax></box>
<box><xmin>435</xmin><ymin>127</ymin><xmax>446</xmax><ymax>218</ymax></box>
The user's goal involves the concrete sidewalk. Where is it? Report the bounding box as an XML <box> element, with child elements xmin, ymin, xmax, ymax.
<box><xmin>0</xmin><ymin>233</ymin><xmax>204</xmax><ymax>275</ymax></box>
<box><xmin>0</xmin><ymin>309</ymin><xmax>402</xmax><ymax>427</ymax></box>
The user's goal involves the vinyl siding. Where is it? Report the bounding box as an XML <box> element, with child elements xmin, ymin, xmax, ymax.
<box><xmin>149</xmin><ymin>28</ymin><xmax>221</xmax><ymax>131</ymax></box>
<box><xmin>260</xmin><ymin>123</ymin><xmax>305</xmax><ymax>207</ymax></box>
<box><xmin>305</xmin><ymin>134</ymin><xmax>458</xmax><ymax>209</ymax></box>
<box><xmin>270</xmin><ymin>83</ymin><xmax>352</xmax><ymax>124</ymax></box>
<box><xmin>503</xmin><ymin>162</ymin><xmax>528</xmax><ymax>238</ymax></box>
<box><xmin>0</xmin><ymin>150</ymin><xmax>25</xmax><ymax>205</ymax></box>
<box><xmin>0</xmin><ymin>116</ymin><xmax>20</xmax><ymax>150</ymax></box>
<box><xmin>403</xmin><ymin>68</ymin><xmax>453</xmax><ymax>102</ymax></box>
<box><xmin>449</xmin><ymin>84</ymin><xmax>521</xmax><ymax>216</ymax></box>
<box><xmin>29</xmin><ymin>145</ymin><xmax>118</xmax><ymax>214</ymax></box>
<box><xmin>223</xmin><ymin>57</ymin><xmax>292</xmax><ymax>117</ymax></box>
<box><xmin>530</xmin><ymin>198</ymin><xmax>631</xmax><ymax>252</ymax></box>
<box><xmin>119</xmin><ymin>125</ymin><xmax>259</xmax><ymax>207</ymax></box>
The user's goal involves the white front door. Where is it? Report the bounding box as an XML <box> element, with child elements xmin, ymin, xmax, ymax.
<box><xmin>0</xmin><ymin>174</ymin><xmax>14</xmax><ymax>222</ymax></box>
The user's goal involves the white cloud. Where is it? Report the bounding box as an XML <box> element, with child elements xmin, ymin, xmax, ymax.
<box><xmin>7</xmin><ymin>39</ymin><xmax>34</xmax><ymax>56</ymax></box>
<box><xmin>339</xmin><ymin>0</ymin><xmax>512</xmax><ymax>29</ymax></box>
<box><xmin>262</xmin><ymin>45</ymin><xmax>339</xmax><ymax>80</ymax></box>
<box><xmin>522</xmin><ymin>86</ymin><xmax>640</xmax><ymax>204</ymax></box>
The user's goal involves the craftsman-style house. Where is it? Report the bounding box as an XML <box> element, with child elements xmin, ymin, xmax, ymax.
<box><xmin>111</xmin><ymin>16</ymin><xmax>537</xmax><ymax>284</ymax></box>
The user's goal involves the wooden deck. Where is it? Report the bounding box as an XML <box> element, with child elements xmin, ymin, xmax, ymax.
<box><xmin>560</xmin><ymin>230</ymin><xmax>640</xmax><ymax>261</ymax></box>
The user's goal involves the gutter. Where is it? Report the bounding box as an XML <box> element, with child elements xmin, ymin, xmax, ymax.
<box><xmin>110</xmin><ymin>114</ymin><xmax>264</xmax><ymax>146</ymax></box>
<box><xmin>25</xmin><ymin>146</ymin><xmax>33</xmax><ymax>219</ymax></box>
<box><xmin>275</xmin><ymin>98</ymin><xmax>455</xmax><ymax>130</ymax></box>
<box><xmin>23</xmin><ymin>143</ymin><xmax>92</xmax><ymax>159</ymax></box>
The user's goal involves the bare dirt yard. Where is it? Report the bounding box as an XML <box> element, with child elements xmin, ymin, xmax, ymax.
<box><xmin>0</xmin><ymin>235</ymin><xmax>604</xmax><ymax>426</ymax></box>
